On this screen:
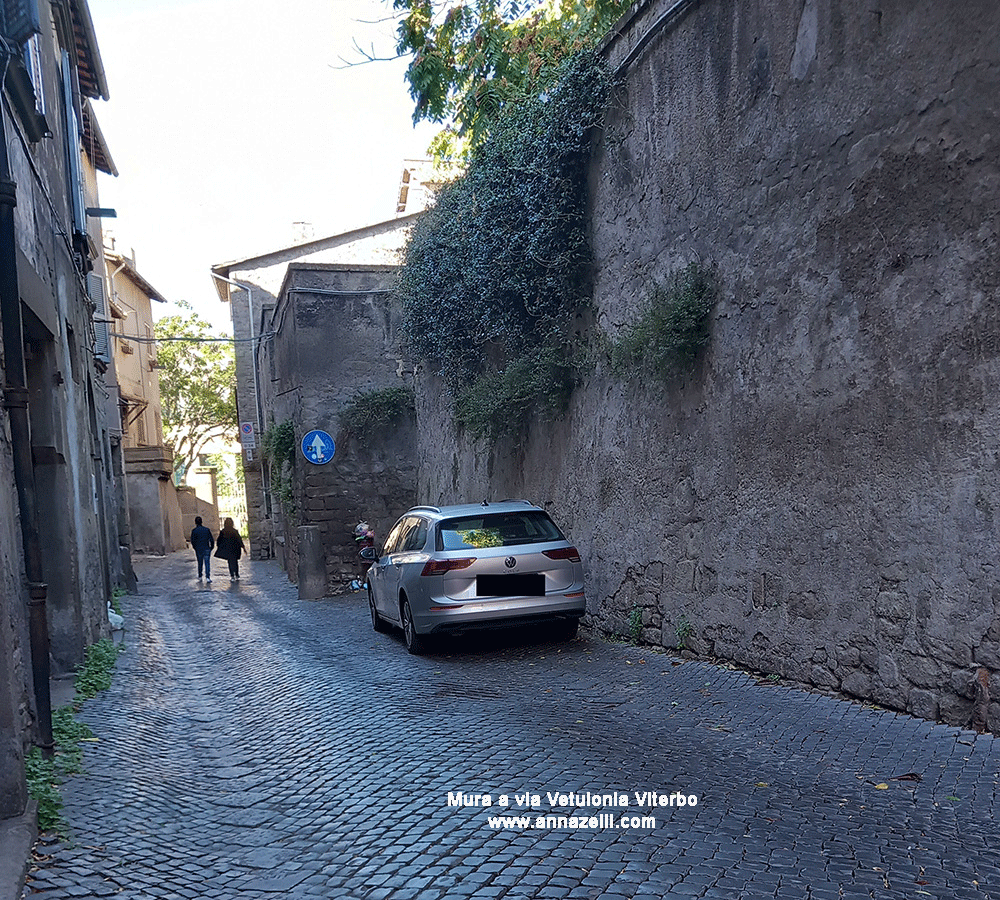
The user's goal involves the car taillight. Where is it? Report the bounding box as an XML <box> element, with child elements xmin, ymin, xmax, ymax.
<box><xmin>421</xmin><ymin>558</ymin><xmax>476</xmax><ymax>576</ymax></box>
<box><xmin>543</xmin><ymin>547</ymin><xmax>581</xmax><ymax>563</ymax></box>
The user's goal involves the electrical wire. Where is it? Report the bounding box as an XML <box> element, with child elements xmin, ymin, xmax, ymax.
<box><xmin>108</xmin><ymin>331</ymin><xmax>273</xmax><ymax>344</ymax></box>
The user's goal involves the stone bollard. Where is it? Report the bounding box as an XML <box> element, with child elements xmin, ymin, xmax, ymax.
<box><xmin>297</xmin><ymin>526</ymin><xmax>327</xmax><ymax>600</ymax></box>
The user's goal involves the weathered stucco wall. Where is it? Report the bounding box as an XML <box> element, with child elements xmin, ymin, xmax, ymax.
<box><xmin>417</xmin><ymin>0</ymin><xmax>1000</xmax><ymax>731</ymax></box>
<box><xmin>125</xmin><ymin>447</ymin><xmax>186</xmax><ymax>555</ymax></box>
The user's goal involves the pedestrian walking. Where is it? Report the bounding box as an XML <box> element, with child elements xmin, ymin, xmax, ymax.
<box><xmin>214</xmin><ymin>517</ymin><xmax>246</xmax><ymax>580</ymax></box>
<box><xmin>190</xmin><ymin>516</ymin><xmax>214</xmax><ymax>581</ymax></box>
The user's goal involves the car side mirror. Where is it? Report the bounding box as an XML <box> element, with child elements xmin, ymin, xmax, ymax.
<box><xmin>359</xmin><ymin>546</ymin><xmax>377</xmax><ymax>561</ymax></box>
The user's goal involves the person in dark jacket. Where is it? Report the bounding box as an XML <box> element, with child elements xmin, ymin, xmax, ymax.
<box><xmin>190</xmin><ymin>516</ymin><xmax>215</xmax><ymax>581</ymax></box>
<box><xmin>214</xmin><ymin>518</ymin><xmax>246</xmax><ymax>580</ymax></box>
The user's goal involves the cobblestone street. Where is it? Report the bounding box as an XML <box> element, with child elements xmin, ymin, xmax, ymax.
<box><xmin>21</xmin><ymin>553</ymin><xmax>1000</xmax><ymax>900</ymax></box>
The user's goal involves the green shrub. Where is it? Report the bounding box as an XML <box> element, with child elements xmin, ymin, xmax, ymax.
<box><xmin>612</xmin><ymin>264</ymin><xmax>715</xmax><ymax>380</ymax></box>
<box><xmin>628</xmin><ymin>607</ymin><xmax>643</xmax><ymax>644</ymax></box>
<box><xmin>110</xmin><ymin>585</ymin><xmax>125</xmax><ymax>616</ymax></box>
<box><xmin>675</xmin><ymin>614</ymin><xmax>695</xmax><ymax>650</ymax></box>
<box><xmin>26</xmin><ymin>642</ymin><xmax>112</xmax><ymax>835</ymax></box>
<box><xmin>339</xmin><ymin>387</ymin><xmax>415</xmax><ymax>443</ymax></box>
<box><xmin>25</xmin><ymin>746</ymin><xmax>62</xmax><ymax>833</ymax></box>
<box><xmin>454</xmin><ymin>347</ymin><xmax>573</xmax><ymax>439</ymax></box>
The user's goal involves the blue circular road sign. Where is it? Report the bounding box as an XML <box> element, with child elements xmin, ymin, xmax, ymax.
<box><xmin>301</xmin><ymin>429</ymin><xmax>336</xmax><ymax>465</ymax></box>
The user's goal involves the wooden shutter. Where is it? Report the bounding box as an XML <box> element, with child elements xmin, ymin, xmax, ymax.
<box><xmin>88</xmin><ymin>273</ymin><xmax>110</xmax><ymax>363</ymax></box>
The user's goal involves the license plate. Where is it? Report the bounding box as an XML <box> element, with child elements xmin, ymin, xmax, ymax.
<box><xmin>477</xmin><ymin>573</ymin><xmax>545</xmax><ymax>597</ymax></box>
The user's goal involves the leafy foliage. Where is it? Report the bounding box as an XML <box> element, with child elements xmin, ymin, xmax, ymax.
<box><xmin>155</xmin><ymin>302</ymin><xmax>237</xmax><ymax>482</ymax></box>
<box><xmin>26</xmin><ymin>640</ymin><xmax>119</xmax><ymax>835</ymax></box>
<box><xmin>339</xmin><ymin>386</ymin><xmax>415</xmax><ymax>443</ymax></box>
<box><xmin>675</xmin><ymin>614</ymin><xmax>694</xmax><ymax>649</ymax></box>
<box><xmin>394</xmin><ymin>0</ymin><xmax>629</xmax><ymax>146</ymax></box>
<box><xmin>25</xmin><ymin>746</ymin><xmax>63</xmax><ymax>833</ymax></box>
<box><xmin>398</xmin><ymin>49</ymin><xmax>613</xmax><ymax>437</ymax></box>
<box><xmin>628</xmin><ymin>607</ymin><xmax>643</xmax><ymax>644</ymax></box>
<box><xmin>75</xmin><ymin>638</ymin><xmax>121</xmax><ymax>700</ymax></box>
<box><xmin>261</xmin><ymin>420</ymin><xmax>296</xmax><ymax>516</ymax></box>
<box><xmin>454</xmin><ymin>346</ymin><xmax>573</xmax><ymax>438</ymax></box>
<box><xmin>611</xmin><ymin>265</ymin><xmax>716</xmax><ymax>380</ymax></box>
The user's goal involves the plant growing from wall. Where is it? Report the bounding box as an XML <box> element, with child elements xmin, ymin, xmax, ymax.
<box><xmin>75</xmin><ymin>639</ymin><xmax>120</xmax><ymax>699</ymax></box>
<box><xmin>261</xmin><ymin>420</ymin><xmax>296</xmax><ymax>516</ymax></box>
<box><xmin>675</xmin><ymin>614</ymin><xmax>694</xmax><ymax>650</ymax></box>
<box><xmin>339</xmin><ymin>386</ymin><xmax>416</xmax><ymax>444</ymax></box>
<box><xmin>611</xmin><ymin>264</ymin><xmax>716</xmax><ymax>380</ymax></box>
<box><xmin>628</xmin><ymin>606</ymin><xmax>643</xmax><ymax>645</ymax></box>
<box><xmin>453</xmin><ymin>346</ymin><xmax>572</xmax><ymax>438</ymax></box>
<box><xmin>398</xmin><ymin>49</ymin><xmax>614</xmax><ymax>437</ymax></box>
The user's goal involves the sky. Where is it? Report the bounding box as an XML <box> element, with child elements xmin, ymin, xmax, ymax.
<box><xmin>88</xmin><ymin>0</ymin><xmax>439</xmax><ymax>332</ymax></box>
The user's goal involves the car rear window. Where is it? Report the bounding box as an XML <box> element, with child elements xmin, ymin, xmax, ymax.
<box><xmin>437</xmin><ymin>511</ymin><xmax>565</xmax><ymax>550</ymax></box>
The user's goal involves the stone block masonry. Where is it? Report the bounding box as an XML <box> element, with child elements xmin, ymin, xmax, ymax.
<box><xmin>257</xmin><ymin>265</ymin><xmax>418</xmax><ymax>595</ymax></box>
<box><xmin>415</xmin><ymin>0</ymin><xmax>1000</xmax><ymax>732</ymax></box>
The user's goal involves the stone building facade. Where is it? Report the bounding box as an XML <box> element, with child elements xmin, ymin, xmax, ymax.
<box><xmin>415</xmin><ymin>0</ymin><xmax>1000</xmax><ymax>732</ymax></box>
<box><xmin>1</xmin><ymin>0</ymin><xmax>128</xmax><ymax>818</ymax></box>
<box><xmin>258</xmin><ymin>263</ymin><xmax>417</xmax><ymax>589</ymax></box>
<box><xmin>105</xmin><ymin>248</ymin><xmax>185</xmax><ymax>554</ymax></box>
<box><xmin>212</xmin><ymin>215</ymin><xmax>419</xmax><ymax>566</ymax></box>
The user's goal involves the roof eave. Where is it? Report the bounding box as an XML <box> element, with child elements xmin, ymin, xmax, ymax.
<box><xmin>82</xmin><ymin>99</ymin><xmax>117</xmax><ymax>176</ymax></box>
<box><xmin>107</xmin><ymin>253</ymin><xmax>167</xmax><ymax>303</ymax></box>
<box><xmin>71</xmin><ymin>0</ymin><xmax>110</xmax><ymax>100</ymax></box>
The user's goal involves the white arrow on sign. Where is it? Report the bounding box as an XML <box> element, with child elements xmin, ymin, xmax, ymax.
<box><xmin>309</xmin><ymin>433</ymin><xmax>328</xmax><ymax>462</ymax></box>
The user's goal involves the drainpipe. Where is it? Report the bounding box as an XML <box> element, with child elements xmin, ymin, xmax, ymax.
<box><xmin>0</xmin><ymin>76</ymin><xmax>52</xmax><ymax>749</ymax></box>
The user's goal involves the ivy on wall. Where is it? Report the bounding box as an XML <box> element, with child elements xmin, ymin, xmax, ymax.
<box><xmin>261</xmin><ymin>420</ymin><xmax>296</xmax><ymax>515</ymax></box>
<box><xmin>397</xmin><ymin>50</ymin><xmax>615</xmax><ymax>437</ymax></box>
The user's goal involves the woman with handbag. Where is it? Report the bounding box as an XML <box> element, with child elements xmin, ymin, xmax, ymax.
<box><xmin>214</xmin><ymin>518</ymin><xmax>247</xmax><ymax>580</ymax></box>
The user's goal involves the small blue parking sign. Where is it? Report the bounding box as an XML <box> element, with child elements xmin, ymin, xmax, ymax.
<box><xmin>301</xmin><ymin>429</ymin><xmax>336</xmax><ymax>465</ymax></box>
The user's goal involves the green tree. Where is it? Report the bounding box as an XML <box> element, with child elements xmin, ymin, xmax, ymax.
<box><xmin>392</xmin><ymin>0</ymin><xmax>628</xmax><ymax>147</ymax></box>
<box><xmin>154</xmin><ymin>303</ymin><xmax>237</xmax><ymax>482</ymax></box>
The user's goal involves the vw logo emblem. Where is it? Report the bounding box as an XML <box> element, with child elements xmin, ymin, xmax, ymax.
<box><xmin>504</xmin><ymin>557</ymin><xmax>517</xmax><ymax>569</ymax></box>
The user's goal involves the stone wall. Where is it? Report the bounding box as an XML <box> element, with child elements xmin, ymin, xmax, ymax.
<box><xmin>416</xmin><ymin>0</ymin><xmax>1000</xmax><ymax>732</ymax></box>
<box><xmin>219</xmin><ymin>217</ymin><xmax>416</xmax><ymax>561</ymax></box>
<box><xmin>177</xmin><ymin>487</ymin><xmax>220</xmax><ymax>538</ymax></box>
<box><xmin>262</xmin><ymin>265</ymin><xmax>418</xmax><ymax>593</ymax></box>
<box><xmin>0</xmin><ymin>430</ymin><xmax>32</xmax><ymax>817</ymax></box>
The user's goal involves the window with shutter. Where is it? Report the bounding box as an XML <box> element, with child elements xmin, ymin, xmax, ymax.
<box><xmin>24</xmin><ymin>33</ymin><xmax>44</xmax><ymax>115</ymax></box>
<box><xmin>88</xmin><ymin>273</ymin><xmax>110</xmax><ymax>363</ymax></box>
<box><xmin>61</xmin><ymin>51</ymin><xmax>86</xmax><ymax>234</ymax></box>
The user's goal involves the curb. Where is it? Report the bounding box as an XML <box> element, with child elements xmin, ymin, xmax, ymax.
<box><xmin>0</xmin><ymin>799</ymin><xmax>37</xmax><ymax>900</ymax></box>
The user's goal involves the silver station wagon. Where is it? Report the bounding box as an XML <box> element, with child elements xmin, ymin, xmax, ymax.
<box><xmin>360</xmin><ymin>501</ymin><xmax>586</xmax><ymax>654</ymax></box>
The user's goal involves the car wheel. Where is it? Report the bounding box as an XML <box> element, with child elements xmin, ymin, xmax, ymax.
<box><xmin>370</xmin><ymin>589</ymin><xmax>390</xmax><ymax>634</ymax></box>
<box><xmin>401</xmin><ymin>599</ymin><xmax>426</xmax><ymax>655</ymax></box>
